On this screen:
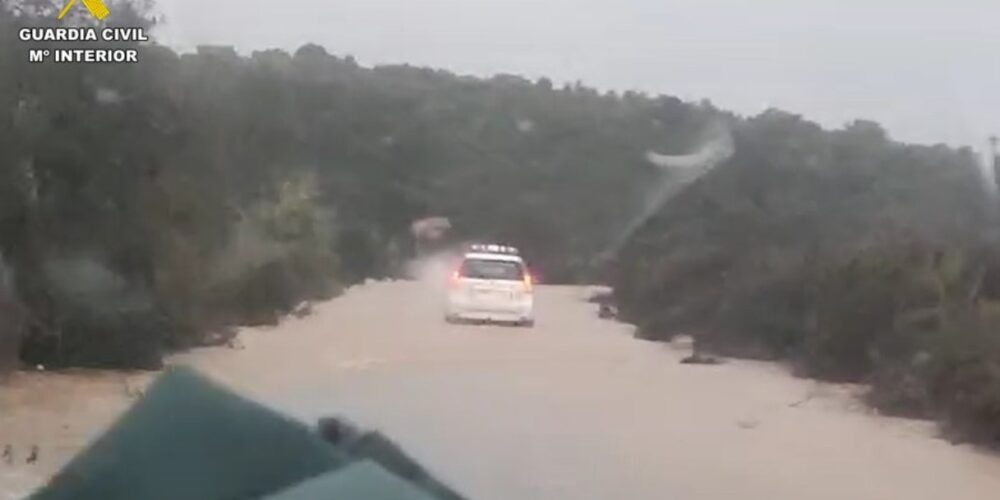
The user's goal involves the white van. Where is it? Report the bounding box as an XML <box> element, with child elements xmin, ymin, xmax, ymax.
<box><xmin>445</xmin><ymin>244</ymin><xmax>535</xmax><ymax>327</ymax></box>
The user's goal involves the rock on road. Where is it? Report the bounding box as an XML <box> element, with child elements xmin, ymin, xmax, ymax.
<box><xmin>5</xmin><ymin>280</ymin><xmax>1000</xmax><ymax>499</ymax></box>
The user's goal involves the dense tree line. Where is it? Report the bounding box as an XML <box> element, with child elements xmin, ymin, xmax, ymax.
<box><xmin>0</xmin><ymin>0</ymin><xmax>687</xmax><ymax>369</ymax></box>
<box><xmin>614</xmin><ymin>112</ymin><xmax>1000</xmax><ymax>445</ymax></box>
<box><xmin>1</xmin><ymin>0</ymin><xmax>998</xmax><ymax>445</ymax></box>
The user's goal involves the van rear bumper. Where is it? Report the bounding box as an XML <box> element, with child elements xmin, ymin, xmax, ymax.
<box><xmin>445</xmin><ymin>296</ymin><xmax>533</xmax><ymax>324</ymax></box>
<box><xmin>447</xmin><ymin>310</ymin><xmax>532</xmax><ymax>324</ymax></box>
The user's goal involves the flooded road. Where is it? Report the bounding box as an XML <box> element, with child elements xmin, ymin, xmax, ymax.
<box><xmin>5</xmin><ymin>281</ymin><xmax>1000</xmax><ymax>499</ymax></box>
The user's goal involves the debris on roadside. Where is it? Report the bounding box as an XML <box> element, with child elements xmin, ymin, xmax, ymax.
<box><xmin>680</xmin><ymin>353</ymin><xmax>723</xmax><ymax>365</ymax></box>
<box><xmin>292</xmin><ymin>301</ymin><xmax>313</xmax><ymax>319</ymax></box>
<box><xmin>598</xmin><ymin>303</ymin><xmax>617</xmax><ymax>319</ymax></box>
<box><xmin>672</xmin><ymin>334</ymin><xmax>724</xmax><ymax>365</ymax></box>
<box><xmin>583</xmin><ymin>287</ymin><xmax>619</xmax><ymax>320</ymax></box>
<box><xmin>225</xmin><ymin>337</ymin><xmax>245</xmax><ymax>350</ymax></box>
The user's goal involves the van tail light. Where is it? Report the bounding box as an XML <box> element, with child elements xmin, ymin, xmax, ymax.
<box><xmin>523</xmin><ymin>272</ymin><xmax>534</xmax><ymax>291</ymax></box>
<box><xmin>450</xmin><ymin>270</ymin><xmax>462</xmax><ymax>288</ymax></box>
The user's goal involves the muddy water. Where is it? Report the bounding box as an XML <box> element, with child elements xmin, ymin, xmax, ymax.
<box><xmin>4</xmin><ymin>281</ymin><xmax>1000</xmax><ymax>499</ymax></box>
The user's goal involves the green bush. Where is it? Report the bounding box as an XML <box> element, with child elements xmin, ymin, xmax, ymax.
<box><xmin>798</xmin><ymin>253</ymin><xmax>905</xmax><ymax>381</ymax></box>
<box><xmin>891</xmin><ymin>314</ymin><xmax>1000</xmax><ymax>444</ymax></box>
<box><xmin>21</xmin><ymin>304</ymin><xmax>167</xmax><ymax>370</ymax></box>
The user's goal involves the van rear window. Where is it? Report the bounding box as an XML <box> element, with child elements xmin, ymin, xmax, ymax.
<box><xmin>460</xmin><ymin>259</ymin><xmax>524</xmax><ymax>280</ymax></box>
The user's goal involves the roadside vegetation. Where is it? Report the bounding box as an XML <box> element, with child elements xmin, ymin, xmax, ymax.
<box><xmin>613</xmin><ymin>114</ymin><xmax>1000</xmax><ymax>446</ymax></box>
<box><xmin>1</xmin><ymin>0</ymin><xmax>998</xmax><ymax>446</ymax></box>
<box><xmin>0</xmin><ymin>0</ymin><xmax>670</xmax><ymax>369</ymax></box>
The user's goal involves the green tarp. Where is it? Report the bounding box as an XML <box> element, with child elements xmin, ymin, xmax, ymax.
<box><xmin>263</xmin><ymin>461</ymin><xmax>436</xmax><ymax>500</ymax></box>
<box><xmin>30</xmin><ymin>368</ymin><xmax>465</xmax><ymax>500</ymax></box>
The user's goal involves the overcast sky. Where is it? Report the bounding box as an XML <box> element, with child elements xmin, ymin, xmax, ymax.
<box><xmin>154</xmin><ymin>0</ymin><xmax>1000</xmax><ymax>148</ymax></box>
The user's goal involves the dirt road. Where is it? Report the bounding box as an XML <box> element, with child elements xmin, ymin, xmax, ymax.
<box><xmin>4</xmin><ymin>280</ymin><xmax>1000</xmax><ymax>499</ymax></box>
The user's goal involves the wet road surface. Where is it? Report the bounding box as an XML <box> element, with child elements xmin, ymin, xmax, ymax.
<box><xmin>6</xmin><ymin>280</ymin><xmax>1000</xmax><ymax>499</ymax></box>
<box><xmin>177</xmin><ymin>281</ymin><xmax>1000</xmax><ymax>500</ymax></box>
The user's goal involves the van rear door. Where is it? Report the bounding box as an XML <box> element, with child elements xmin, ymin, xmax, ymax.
<box><xmin>458</xmin><ymin>258</ymin><xmax>528</xmax><ymax>305</ymax></box>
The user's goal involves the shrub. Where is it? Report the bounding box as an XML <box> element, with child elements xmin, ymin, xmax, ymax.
<box><xmin>21</xmin><ymin>304</ymin><xmax>167</xmax><ymax>370</ymax></box>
